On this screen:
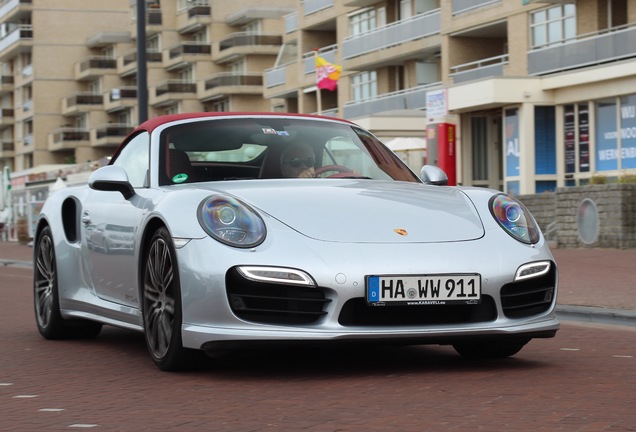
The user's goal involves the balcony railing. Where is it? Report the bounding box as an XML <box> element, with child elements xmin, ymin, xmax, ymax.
<box><xmin>79</xmin><ymin>56</ymin><xmax>117</xmax><ymax>72</ymax></box>
<box><xmin>0</xmin><ymin>24</ymin><xmax>32</xmax><ymax>53</ymax></box>
<box><xmin>147</xmin><ymin>7</ymin><xmax>162</xmax><ymax>25</ymax></box>
<box><xmin>169</xmin><ymin>42</ymin><xmax>211</xmax><ymax>58</ymax></box>
<box><xmin>188</xmin><ymin>4</ymin><xmax>210</xmax><ymax>18</ymax></box>
<box><xmin>528</xmin><ymin>24</ymin><xmax>636</xmax><ymax>76</ymax></box>
<box><xmin>219</xmin><ymin>32</ymin><xmax>282</xmax><ymax>51</ymax></box>
<box><xmin>265</xmin><ymin>66</ymin><xmax>286</xmax><ymax>88</ymax></box>
<box><xmin>65</xmin><ymin>93</ymin><xmax>103</xmax><ymax>106</ymax></box>
<box><xmin>452</xmin><ymin>0</ymin><xmax>500</xmax><ymax>15</ymax></box>
<box><xmin>51</xmin><ymin>128</ymin><xmax>90</xmax><ymax>143</ymax></box>
<box><xmin>0</xmin><ymin>75</ymin><xmax>13</xmax><ymax>85</ymax></box>
<box><xmin>342</xmin><ymin>10</ymin><xmax>440</xmax><ymax>60</ymax></box>
<box><xmin>450</xmin><ymin>54</ymin><xmax>508</xmax><ymax>83</ymax></box>
<box><xmin>303</xmin><ymin>0</ymin><xmax>333</xmax><ymax>15</ymax></box>
<box><xmin>109</xmin><ymin>87</ymin><xmax>137</xmax><ymax>101</ymax></box>
<box><xmin>285</xmin><ymin>12</ymin><xmax>298</xmax><ymax>33</ymax></box>
<box><xmin>0</xmin><ymin>108</ymin><xmax>14</xmax><ymax>117</ymax></box>
<box><xmin>155</xmin><ymin>80</ymin><xmax>196</xmax><ymax>96</ymax></box>
<box><xmin>343</xmin><ymin>83</ymin><xmax>441</xmax><ymax>119</ymax></box>
<box><xmin>204</xmin><ymin>73</ymin><xmax>262</xmax><ymax>90</ymax></box>
<box><xmin>0</xmin><ymin>141</ymin><xmax>14</xmax><ymax>152</ymax></box>
<box><xmin>122</xmin><ymin>49</ymin><xmax>162</xmax><ymax>66</ymax></box>
<box><xmin>95</xmin><ymin>123</ymin><xmax>133</xmax><ymax>139</ymax></box>
<box><xmin>0</xmin><ymin>0</ymin><xmax>32</xmax><ymax>18</ymax></box>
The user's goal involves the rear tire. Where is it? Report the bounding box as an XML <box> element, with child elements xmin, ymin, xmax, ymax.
<box><xmin>34</xmin><ymin>226</ymin><xmax>102</xmax><ymax>339</ymax></box>
<box><xmin>452</xmin><ymin>338</ymin><xmax>529</xmax><ymax>359</ymax></box>
<box><xmin>142</xmin><ymin>227</ymin><xmax>199</xmax><ymax>371</ymax></box>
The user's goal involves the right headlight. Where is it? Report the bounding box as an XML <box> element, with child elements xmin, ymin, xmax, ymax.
<box><xmin>489</xmin><ymin>194</ymin><xmax>540</xmax><ymax>244</ymax></box>
<box><xmin>197</xmin><ymin>195</ymin><xmax>266</xmax><ymax>248</ymax></box>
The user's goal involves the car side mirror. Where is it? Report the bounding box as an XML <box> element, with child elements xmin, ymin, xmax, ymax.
<box><xmin>88</xmin><ymin>165</ymin><xmax>135</xmax><ymax>200</ymax></box>
<box><xmin>420</xmin><ymin>165</ymin><xmax>449</xmax><ymax>186</ymax></box>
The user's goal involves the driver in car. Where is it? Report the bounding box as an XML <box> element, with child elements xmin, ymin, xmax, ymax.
<box><xmin>280</xmin><ymin>143</ymin><xmax>316</xmax><ymax>178</ymax></box>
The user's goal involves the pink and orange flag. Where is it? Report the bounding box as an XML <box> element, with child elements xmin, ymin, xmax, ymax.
<box><xmin>315</xmin><ymin>55</ymin><xmax>342</xmax><ymax>91</ymax></box>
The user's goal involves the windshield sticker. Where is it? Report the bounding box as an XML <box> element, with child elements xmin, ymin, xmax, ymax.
<box><xmin>262</xmin><ymin>128</ymin><xmax>290</xmax><ymax>136</ymax></box>
<box><xmin>172</xmin><ymin>173</ymin><xmax>189</xmax><ymax>183</ymax></box>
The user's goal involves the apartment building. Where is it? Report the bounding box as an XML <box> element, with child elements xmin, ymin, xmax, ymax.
<box><xmin>265</xmin><ymin>0</ymin><xmax>636</xmax><ymax>194</ymax></box>
<box><xmin>0</xmin><ymin>0</ymin><xmax>294</xmax><ymax>175</ymax></box>
<box><xmin>2</xmin><ymin>0</ymin><xmax>636</xmax><ymax>198</ymax></box>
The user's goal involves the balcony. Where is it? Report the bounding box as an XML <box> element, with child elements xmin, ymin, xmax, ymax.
<box><xmin>74</xmin><ymin>56</ymin><xmax>117</xmax><ymax>81</ymax></box>
<box><xmin>48</xmin><ymin>128</ymin><xmax>90</xmax><ymax>152</ymax></box>
<box><xmin>342</xmin><ymin>83</ymin><xmax>441</xmax><ymax>119</ymax></box>
<box><xmin>0</xmin><ymin>74</ymin><xmax>13</xmax><ymax>95</ymax></box>
<box><xmin>150</xmin><ymin>80</ymin><xmax>196</xmax><ymax>107</ymax></box>
<box><xmin>285</xmin><ymin>12</ymin><xmax>298</xmax><ymax>34</ymax></box>
<box><xmin>303</xmin><ymin>0</ymin><xmax>333</xmax><ymax>15</ymax></box>
<box><xmin>0</xmin><ymin>0</ymin><xmax>32</xmax><ymax>23</ymax></box>
<box><xmin>92</xmin><ymin>123</ymin><xmax>133</xmax><ymax>147</ymax></box>
<box><xmin>164</xmin><ymin>42</ymin><xmax>211</xmax><ymax>70</ymax></box>
<box><xmin>450</xmin><ymin>54</ymin><xmax>508</xmax><ymax>84</ymax></box>
<box><xmin>342</xmin><ymin>10</ymin><xmax>441</xmax><ymax>61</ymax></box>
<box><xmin>104</xmin><ymin>87</ymin><xmax>137</xmax><ymax>113</ymax></box>
<box><xmin>199</xmin><ymin>72</ymin><xmax>263</xmax><ymax>102</ymax></box>
<box><xmin>130</xmin><ymin>1</ymin><xmax>162</xmax><ymax>39</ymax></box>
<box><xmin>452</xmin><ymin>0</ymin><xmax>500</xmax><ymax>15</ymax></box>
<box><xmin>62</xmin><ymin>92</ymin><xmax>103</xmax><ymax>116</ymax></box>
<box><xmin>0</xmin><ymin>107</ymin><xmax>14</xmax><ymax>127</ymax></box>
<box><xmin>0</xmin><ymin>24</ymin><xmax>32</xmax><ymax>62</ymax></box>
<box><xmin>177</xmin><ymin>0</ymin><xmax>211</xmax><ymax>34</ymax></box>
<box><xmin>0</xmin><ymin>140</ymin><xmax>14</xmax><ymax>158</ymax></box>
<box><xmin>118</xmin><ymin>49</ymin><xmax>162</xmax><ymax>77</ymax></box>
<box><xmin>214</xmin><ymin>32</ymin><xmax>282</xmax><ymax>63</ymax></box>
<box><xmin>528</xmin><ymin>24</ymin><xmax>636</xmax><ymax>76</ymax></box>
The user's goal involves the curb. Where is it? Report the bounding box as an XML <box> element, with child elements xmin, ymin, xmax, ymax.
<box><xmin>556</xmin><ymin>305</ymin><xmax>636</xmax><ymax>328</ymax></box>
<box><xmin>0</xmin><ymin>259</ymin><xmax>33</xmax><ymax>268</ymax></box>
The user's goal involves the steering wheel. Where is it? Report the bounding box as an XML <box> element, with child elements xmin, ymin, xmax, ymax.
<box><xmin>315</xmin><ymin>164</ymin><xmax>354</xmax><ymax>178</ymax></box>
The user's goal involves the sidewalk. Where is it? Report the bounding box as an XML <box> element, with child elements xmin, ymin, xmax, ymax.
<box><xmin>1</xmin><ymin>241</ymin><xmax>634</xmax><ymax>325</ymax></box>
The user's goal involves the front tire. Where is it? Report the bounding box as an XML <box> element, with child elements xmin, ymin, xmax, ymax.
<box><xmin>34</xmin><ymin>226</ymin><xmax>102</xmax><ymax>339</ymax></box>
<box><xmin>142</xmin><ymin>227</ymin><xmax>199</xmax><ymax>371</ymax></box>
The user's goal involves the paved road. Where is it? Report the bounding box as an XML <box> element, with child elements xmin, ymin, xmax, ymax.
<box><xmin>2</xmin><ymin>261</ymin><xmax>636</xmax><ymax>430</ymax></box>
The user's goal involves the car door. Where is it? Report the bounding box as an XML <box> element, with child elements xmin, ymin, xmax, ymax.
<box><xmin>80</xmin><ymin>131</ymin><xmax>151</xmax><ymax>308</ymax></box>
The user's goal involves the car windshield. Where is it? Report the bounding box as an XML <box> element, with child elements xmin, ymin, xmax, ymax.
<box><xmin>159</xmin><ymin>117</ymin><xmax>420</xmax><ymax>185</ymax></box>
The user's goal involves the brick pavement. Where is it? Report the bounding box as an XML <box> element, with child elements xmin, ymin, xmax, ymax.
<box><xmin>1</xmin><ymin>240</ymin><xmax>635</xmax><ymax>316</ymax></box>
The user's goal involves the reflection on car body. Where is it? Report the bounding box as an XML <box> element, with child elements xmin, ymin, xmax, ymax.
<box><xmin>33</xmin><ymin>112</ymin><xmax>559</xmax><ymax>371</ymax></box>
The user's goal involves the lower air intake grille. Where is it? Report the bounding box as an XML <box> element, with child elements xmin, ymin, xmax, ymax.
<box><xmin>226</xmin><ymin>267</ymin><xmax>330</xmax><ymax>325</ymax></box>
<box><xmin>500</xmin><ymin>265</ymin><xmax>556</xmax><ymax>319</ymax></box>
<box><xmin>338</xmin><ymin>296</ymin><xmax>497</xmax><ymax>327</ymax></box>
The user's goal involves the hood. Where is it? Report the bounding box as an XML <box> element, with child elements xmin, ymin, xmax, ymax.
<box><xmin>202</xmin><ymin>180</ymin><xmax>484</xmax><ymax>243</ymax></box>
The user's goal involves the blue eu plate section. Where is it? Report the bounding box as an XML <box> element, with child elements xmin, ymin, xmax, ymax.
<box><xmin>367</xmin><ymin>276</ymin><xmax>380</xmax><ymax>303</ymax></box>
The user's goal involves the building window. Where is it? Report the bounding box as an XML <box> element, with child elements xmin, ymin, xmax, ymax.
<box><xmin>242</xmin><ymin>20</ymin><xmax>261</xmax><ymax>34</ymax></box>
<box><xmin>178</xmin><ymin>66</ymin><xmax>194</xmax><ymax>82</ymax></box>
<box><xmin>212</xmin><ymin>98</ymin><xmax>230</xmax><ymax>112</ymax></box>
<box><xmin>351</xmin><ymin>71</ymin><xmax>377</xmax><ymax>102</ymax></box>
<box><xmin>147</xmin><ymin>34</ymin><xmax>160</xmax><ymax>51</ymax></box>
<box><xmin>349</xmin><ymin>8</ymin><xmax>376</xmax><ymax>36</ymax></box>
<box><xmin>530</xmin><ymin>4</ymin><xmax>576</xmax><ymax>48</ymax></box>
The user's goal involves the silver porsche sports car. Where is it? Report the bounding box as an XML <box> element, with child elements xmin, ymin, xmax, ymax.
<box><xmin>34</xmin><ymin>113</ymin><xmax>559</xmax><ymax>371</ymax></box>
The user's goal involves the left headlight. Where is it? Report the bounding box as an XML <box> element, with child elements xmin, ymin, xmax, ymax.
<box><xmin>197</xmin><ymin>195</ymin><xmax>266</xmax><ymax>248</ymax></box>
<box><xmin>489</xmin><ymin>194</ymin><xmax>540</xmax><ymax>244</ymax></box>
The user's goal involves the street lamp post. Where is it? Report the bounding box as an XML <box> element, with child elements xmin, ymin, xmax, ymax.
<box><xmin>136</xmin><ymin>0</ymin><xmax>149</xmax><ymax>123</ymax></box>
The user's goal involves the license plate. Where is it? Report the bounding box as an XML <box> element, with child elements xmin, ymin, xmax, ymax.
<box><xmin>366</xmin><ymin>274</ymin><xmax>481</xmax><ymax>306</ymax></box>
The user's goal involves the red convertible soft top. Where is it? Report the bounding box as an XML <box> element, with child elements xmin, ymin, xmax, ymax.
<box><xmin>135</xmin><ymin>112</ymin><xmax>355</xmax><ymax>134</ymax></box>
